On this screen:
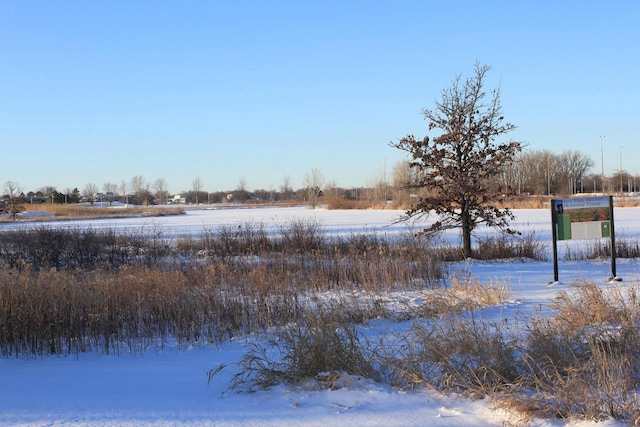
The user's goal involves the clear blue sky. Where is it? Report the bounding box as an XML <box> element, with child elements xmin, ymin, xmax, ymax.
<box><xmin>1</xmin><ymin>1</ymin><xmax>639</xmax><ymax>194</ymax></box>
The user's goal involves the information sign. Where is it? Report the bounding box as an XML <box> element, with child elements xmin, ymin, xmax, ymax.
<box><xmin>552</xmin><ymin>196</ymin><xmax>611</xmax><ymax>241</ymax></box>
<box><xmin>550</xmin><ymin>196</ymin><xmax>618</xmax><ymax>283</ymax></box>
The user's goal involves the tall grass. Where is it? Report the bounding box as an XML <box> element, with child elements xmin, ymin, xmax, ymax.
<box><xmin>565</xmin><ymin>237</ymin><xmax>640</xmax><ymax>260</ymax></box>
<box><xmin>0</xmin><ymin>226</ymin><xmax>173</xmax><ymax>270</ymax></box>
<box><xmin>516</xmin><ymin>282</ymin><xmax>640</xmax><ymax>422</ymax></box>
<box><xmin>381</xmin><ymin>280</ymin><xmax>640</xmax><ymax>424</ymax></box>
<box><xmin>208</xmin><ymin>307</ymin><xmax>381</xmax><ymax>391</ymax></box>
<box><xmin>208</xmin><ymin>278</ymin><xmax>640</xmax><ymax>424</ymax></box>
<box><xmin>0</xmin><ymin>221</ymin><xmax>548</xmax><ymax>358</ymax></box>
<box><xmin>8</xmin><ymin>219</ymin><xmax>621</xmax><ymax>422</ymax></box>
<box><xmin>0</xmin><ymin>221</ymin><xmax>448</xmax><ymax>357</ymax></box>
<box><xmin>208</xmin><ymin>275</ymin><xmax>511</xmax><ymax>391</ymax></box>
<box><xmin>427</xmin><ymin>231</ymin><xmax>547</xmax><ymax>262</ymax></box>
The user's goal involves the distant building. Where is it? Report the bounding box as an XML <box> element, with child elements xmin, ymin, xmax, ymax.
<box><xmin>171</xmin><ymin>194</ymin><xmax>187</xmax><ymax>204</ymax></box>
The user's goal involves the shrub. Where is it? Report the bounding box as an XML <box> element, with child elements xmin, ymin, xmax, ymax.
<box><xmin>278</xmin><ymin>218</ymin><xmax>324</xmax><ymax>252</ymax></box>
<box><xmin>374</xmin><ymin>279</ymin><xmax>640</xmax><ymax>424</ymax></box>
<box><xmin>382</xmin><ymin>313</ymin><xmax>520</xmax><ymax>398</ymax></box>
<box><xmin>0</xmin><ymin>227</ymin><xmax>147</xmax><ymax>271</ymax></box>
<box><xmin>516</xmin><ymin>282</ymin><xmax>640</xmax><ymax>422</ymax></box>
<box><xmin>208</xmin><ymin>308</ymin><xmax>380</xmax><ymax>391</ymax></box>
<box><xmin>474</xmin><ymin>231</ymin><xmax>547</xmax><ymax>261</ymax></box>
<box><xmin>0</xmin><ymin>222</ymin><xmax>448</xmax><ymax>357</ymax></box>
<box><xmin>565</xmin><ymin>237</ymin><xmax>640</xmax><ymax>261</ymax></box>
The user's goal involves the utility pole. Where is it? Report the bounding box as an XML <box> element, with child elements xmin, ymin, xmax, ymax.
<box><xmin>547</xmin><ymin>156</ymin><xmax>550</xmax><ymax>195</ymax></box>
<box><xmin>599</xmin><ymin>135</ymin><xmax>606</xmax><ymax>194</ymax></box>
<box><xmin>619</xmin><ymin>145</ymin><xmax>624</xmax><ymax>194</ymax></box>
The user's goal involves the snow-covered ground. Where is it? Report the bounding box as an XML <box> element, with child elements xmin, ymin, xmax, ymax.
<box><xmin>1</xmin><ymin>206</ymin><xmax>638</xmax><ymax>426</ymax></box>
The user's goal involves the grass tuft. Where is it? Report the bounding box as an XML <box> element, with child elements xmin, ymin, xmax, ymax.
<box><xmin>208</xmin><ymin>308</ymin><xmax>381</xmax><ymax>391</ymax></box>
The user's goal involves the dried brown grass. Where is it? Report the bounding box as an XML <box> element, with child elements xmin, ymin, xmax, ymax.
<box><xmin>208</xmin><ymin>307</ymin><xmax>381</xmax><ymax>391</ymax></box>
<box><xmin>7</xmin><ymin>218</ymin><xmax>639</xmax><ymax>423</ymax></box>
<box><xmin>209</xmin><ymin>275</ymin><xmax>512</xmax><ymax>392</ymax></box>
<box><xmin>509</xmin><ymin>281</ymin><xmax>640</xmax><ymax>423</ymax></box>
<box><xmin>411</xmin><ymin>275</ymin><xmax>510</xmax><ymax>318</ymax></box>
<box><xmin>15</xmin><ymin>204</ymin><xmax>184</xmax><ymax>220</ymax></box>
<box><xmin>0</xmin><ymin>222</ymin><xmax>446</xmax><ymax>357</ymax></box>
<box><xmin>565</xmin><ymin>237</ymin><xmax>640</xmax><ymax>260</ymax></box>
<box><xmin>371</xmin><ymin>279</ymin><xmax>640</xmax><ymax>424</ymax></box>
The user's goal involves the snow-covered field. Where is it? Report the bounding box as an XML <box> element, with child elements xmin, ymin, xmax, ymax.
<box><xmin>1</xmin><ymin>206</ymin><xmax>639</xmax><ymax>426</ymax></box>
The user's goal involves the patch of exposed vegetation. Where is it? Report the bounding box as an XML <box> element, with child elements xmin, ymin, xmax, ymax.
<box><xmin>4</xmin><ymin>221</ymin><xmax>624</xmax><ymax>423</ymax></box>
<box><xmin>0</xmin><ymin>220</ymin><xmax>543</xmax><ymax>357</ymax></box>
<box><xmin>0</xmin><ymin>204</ymin><xmax>185</xmax><ymax>222</ymax></box>
<box><xmin>214</xmin><ymin>280</ymin><xmax>640</xmax><ymax>424</ymax></box>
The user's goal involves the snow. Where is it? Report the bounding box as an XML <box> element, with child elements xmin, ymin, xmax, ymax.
<box><xmin>0</xmin><ymin>349</ymin><xmax>504</xmax><ymax>426</ymax></box>
<box><xmin>1</xmin><ymin>206</ymin><xmax>639</xmax><ymax>426</ymax></box>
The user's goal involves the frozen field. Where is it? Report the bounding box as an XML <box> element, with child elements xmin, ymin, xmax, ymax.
<box><xmin>1</xmin><ymin>206</ymin><xmax>639</xmax><ymax>426</ymax></box>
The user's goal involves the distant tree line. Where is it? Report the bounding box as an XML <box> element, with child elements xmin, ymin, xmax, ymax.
<box><xmin>502</xmin><ymin>149</ymin><xmax>637</xmax><ymax>196</ymax></box>
<box><xmin>391</xmin><ymin>148</ymin><xmax>638</xmax><ymax>206</ymax></box>
<box><xmin>2</xmin><ymin>149</ymin><xmax>638</xmax><ymax>212</ymax></box>
<box><xmin>2</xmin><ymin>171</ymin><xmax>344</xmax><ymax>209</ymax></box>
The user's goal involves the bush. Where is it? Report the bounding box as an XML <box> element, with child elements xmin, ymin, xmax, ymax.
<box><xmin>565</xmin><ymin>236</ymin><xmax>640</xmax><ymax>261</ymax></box>
<box><xmin>0</xmin><ymin>222</ymin><xmax>448</xmax><ymax>357</ymax></box>
<box><xmin>474</xmin><ymin>231</ymin><xmax>547</xmax><ymax>261</ymax></box>
<box><xmin>208</xmin><ymin>308</ymin><xmax>380</xmax><ymax>391</ymax></box>
<box><xmin>516</xmin><ymin>282</ymin><xmax>640</xmax><ymax>422</ymax></box>
<box><xmin>379</xmin><ymin>280</ymin><xmax>640</xmax><ymax>423</ymax></box>
<box><xmin>381</xmin><ymin>313</ymin><xmax>520</xmax><ymax>398</ymax></box>
<box><xmin>0</xmin><ymin>227</ymin><xmax>150</xmax><ymax>270</ymax></box>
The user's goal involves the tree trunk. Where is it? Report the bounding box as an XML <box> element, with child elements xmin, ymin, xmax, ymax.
<box><xmin>461</xmin><ymin>209</ymin><xmax>473</xmax><ymax>258</ymax></box>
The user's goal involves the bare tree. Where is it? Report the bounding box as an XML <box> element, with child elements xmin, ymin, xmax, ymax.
<box><xmin>153</xmin><ymin>178</ymin><xmax>169</xmax><ymax>205</ymax></box>
<box><xmin>130</xmin><ymin>176</ymin><xmax>151</xmax><ymax>205</ymax></box>
<box><xmin>392</xmin><ymin>63</ymin><xmax>521</xmax><ymax>258</ymax></box>
<box><xmin>83</xmin><ymin>183</ymin><xmax>99</xmax><ymax>204</ymax></box>
<box><xmin>130</xmin><ymin>175</ymin><xmax>145</xmax><ymax>196</ymax></box>
<box><xmin>39</xmin><ymin>186</ymin><xmax>56</xmax><ymax>198</ymax></box>
<box><xmin>324</xmin><ymin>179</ymin><xmax>342</xmax><ymax>208</ymax></box>
<box><xmin>369</xmin><ymin>170</ymin><xmax>388</xmax><ymax>206</ymax></box>
<box><xmin>237</xmin><ymin>176</ymin><xmax>247</xmax><ymax>192</ymax></box>
<box><xmin>518</xmin><ymin>149</ymin><xmax>557</xmax><ymax>195</ymax></box>
<box><xmin>557</xmin><ymin>150</ymin><xmax>594</xmax><ymax>195</ymax></box>
<box><xmin>232</xmin><ymin>176</ymin><xmax>250</xmax><ymax>202</ymax></box>
<box><xmin>2</xmin><ymin>181</ymin><xmax>25</xmax><ymax>220</ymax></box>
<box><xmin>119</xmin><ymin>180</ymin><xmax>128</xmax><ymax>205</ymax></box>
<box><xmin>514</xmin><ymin>149</ymin><xmax>595</xmax><ymax>196</ymax></box>
<box><xmin>392</xmin><ymin>160</ymin><xmax>416</xmax><ymax>206</ymax></box>
<box><xmin>304</xmin><ymin>168</ymin><xmax>325</xmax><ymax>208</ymax></box>
<box><xmin>280</xmin><ymin>175</ymin><xmax>293</xmax><ymax>200</ymax></box>
<box><xmin>612</xmin><ymin>170</ymin><xmax>631</xmax><ymax>194</ymax></box>
<box><xmin>192</xmin><ymin>175</ymin><xmax>204</xmax><ymax>204</ymax></box>
<box><xmin>103</xmin><ymin>182</ymin><xmax>118</xmax><ymax>205</ymax></box>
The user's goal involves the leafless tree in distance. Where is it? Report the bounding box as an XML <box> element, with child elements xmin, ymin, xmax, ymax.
<box><xmin>192</xmin><ymin>175</ymin><xmax>204</xmax><ymax>204</ymax></box>
<box><xmin>153</xmin><ymin>178</ymin><xmax>169</xmax><ymax>205</ymax></box>
<box><xmin>237</xmin><ymin>176</ymin><xmax>247</xmax><ymax>192</ymax></box>
<box><xmin>304</xmin><ymin>168</ymin><xmax>325</xmax><ymax>209</ymax></box>
<box><xmin>2</xmin><ymin>180</ymin><xmax>25</xmax><ymax>221</ymax></box>
<box><xmin>103</xmin><ymin>182</ymin><xmax>118</xmax><ymax>205</ymax></box>
<box><xmin>83</xmin><ymin>183</ymin><xmax>99</xmax><ymax>204</ymax></box>
<box><xmin>280</xmin><ymin>175</ymin><xmax>293</xmax><ymax>201</ymax></box>
<box><xmin>130</xmin><ymin>176</ymin><xmax>151</xmax><ymax>205</ymax></box>
<box><xmin>120</xmin><ymin>180</ymin><xmax>128</xmax><ymax>205</ymax></box>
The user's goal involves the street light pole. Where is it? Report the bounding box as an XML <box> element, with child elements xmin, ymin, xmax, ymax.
<box><xmin>619</xmin><ymin>145</ymin><xmax>624</xmax><ymax>194</ymax></box>
<box><xmin>599</xmin><ymin>135</ymin><xmax>605</xmax><ymax>194</ymax></box>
